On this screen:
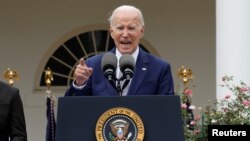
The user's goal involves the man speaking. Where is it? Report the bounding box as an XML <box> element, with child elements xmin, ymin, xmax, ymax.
<box><xmin>64</xmin><ymin>5</ymin><xmax>174</xmax><ymax>96</ymax></box>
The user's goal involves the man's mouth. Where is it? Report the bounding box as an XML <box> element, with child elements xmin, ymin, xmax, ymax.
<box><xmin>120</xmin><ymin>41</ymin><xmax>132</xmax><ymax>46</ymax></box>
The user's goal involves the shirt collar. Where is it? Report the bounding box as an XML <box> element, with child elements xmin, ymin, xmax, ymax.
<box><xmin>115</xmin><ymin>47</ymin><xmax>139</xmax><ymax>63</ymax></box>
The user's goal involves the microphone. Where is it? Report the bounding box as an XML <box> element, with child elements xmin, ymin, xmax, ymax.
<box><xmin>101</xmin><ymin>53</ymin><xmax>117</xmax><ymax>88</ymax></box>
<box><xmin>119</xmin><ymin>54</ymin><xmax>135</xmax><ymax>81</ymax></box>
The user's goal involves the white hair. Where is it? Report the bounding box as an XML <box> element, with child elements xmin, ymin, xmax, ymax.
<box><xmin>108</xmin><ymin>5</ymin><xmax>145</xmax><ymax>27</ymax></box>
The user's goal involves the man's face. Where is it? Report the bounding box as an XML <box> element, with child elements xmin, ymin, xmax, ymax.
<box><xmin>110</xmin><ymin>11</ymin><xmax>144</xmax><ymax>54</ymax></box>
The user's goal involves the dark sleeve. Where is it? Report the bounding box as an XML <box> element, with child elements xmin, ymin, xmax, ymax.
<box><xmin>64</xmin><ymin>83</ymin><xmax>92</xmax><ymax>96</ymax></box>
<box><xmin>158</xmin><ymin>63</ymin><xmax>175</xmax><ymax>95</ymax></box>
<box><xmin>9</xmin><ymin>89</ymin><xmax>27</xmax><ymax>141</ymax></box>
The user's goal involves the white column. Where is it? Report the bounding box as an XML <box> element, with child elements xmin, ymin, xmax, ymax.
<box><xmin>216</xmin><ymin>0</ymin><xmax>250</xmax><ymax>100</ymax></box>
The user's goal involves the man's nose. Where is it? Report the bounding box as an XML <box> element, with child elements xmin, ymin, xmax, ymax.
<box><xmin>121</xmin><ymin>29</ymin><xmax>129</xmax><ymax>37</ymax></box>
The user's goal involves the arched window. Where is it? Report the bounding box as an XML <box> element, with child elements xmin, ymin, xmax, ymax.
<box><xmin>34</xmin><ymin>24</ymin><xmax>158</xmax><ymax>91</ymax></box>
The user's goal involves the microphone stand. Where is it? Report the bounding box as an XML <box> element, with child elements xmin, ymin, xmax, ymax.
<box><xmin>116</xmin><ymin>78</ymin><xmax>123</xmax><ymax>96</ymax></box>
<box><xmin>105</xmin><ymin>72</ymin><xmax>123</xmax><ymax>96</ymax></box>
<box><xmin>110</xmin><ymin>71</ymin><xmax>132</xmax><ymax>96</ymax></box>
<box><xmin>115</xmin><ymin>77</ymin><xmax>131</xmax><ymax>96</ymax></box>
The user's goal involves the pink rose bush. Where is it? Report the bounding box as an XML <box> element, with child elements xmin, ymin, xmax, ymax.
<box><xmin>178</xmin><ymin>75</ymin><xmax>250</xmax><ymax>141</ymax></box>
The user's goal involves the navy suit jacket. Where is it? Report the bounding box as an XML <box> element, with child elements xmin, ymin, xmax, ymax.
<box><xmin>65</xmin><ymin>47</ymin><xmax>174</xmax><ymax>96</ymax></box>
<box><xmin>0</xmin><ymin>81</ymin><xmax>27</xmax><ymax>141</ymax></box>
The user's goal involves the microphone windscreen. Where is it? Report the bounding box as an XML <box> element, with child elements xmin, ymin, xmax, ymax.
<box><xmin>101</xmin><ymin>53</ymin><xmax>117</xmax><ymax>71</ymax></box>
<box><xmin>119</xmin><ymin>54</ymin><xmax>135</xmax><ymax>72</ymax></box>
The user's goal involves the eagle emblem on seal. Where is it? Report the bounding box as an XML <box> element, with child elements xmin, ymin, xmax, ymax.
<box><xmin>109</xmin><ymin>119</ymin><xmax>132</xmax><ymax>141</ymax></box>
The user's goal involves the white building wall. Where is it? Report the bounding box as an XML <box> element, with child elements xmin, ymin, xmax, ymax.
<box><xmin>216</xmin><ymin>0</ymin><xmax>250</xmax><ymax>100</ymax></box>
<box><xmin>0</xmin><ymin>0</ymin><xmax>215</xmax><ymax>140</ymax></box>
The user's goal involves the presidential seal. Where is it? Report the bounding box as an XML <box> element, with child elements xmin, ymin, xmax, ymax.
<box><xmin>95</xmin><ymin>107</ymin><xmax>144</xmax><ymax>141</ymax></box>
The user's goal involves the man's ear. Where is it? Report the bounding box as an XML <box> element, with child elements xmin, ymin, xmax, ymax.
<box><xmin>110</xmin><ymin>26</ymin><xmax>114</xmax><ymax>38</ymax></box>
<box><xmin>140</xmin><ymin>26</ymin><xmax>145</xmax><ymax>38</ymax></box>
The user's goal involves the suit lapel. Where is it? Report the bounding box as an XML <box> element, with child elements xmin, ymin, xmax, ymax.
<box><xmin>128</xmin><ymin>49</ymin><xmax>148</xmax><ymax>95</ymax></box>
